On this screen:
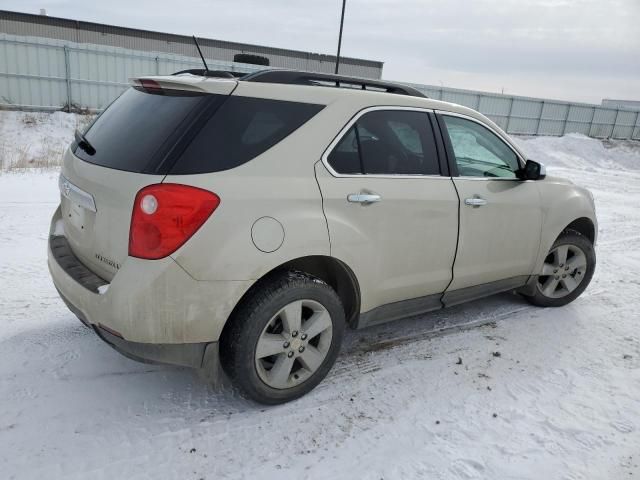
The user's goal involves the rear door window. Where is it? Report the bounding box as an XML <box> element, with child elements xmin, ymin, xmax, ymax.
<box><xmin>327</xmin><ymin>110</ymin><xmax>440</xmax><ymax>175</ymax></box>
<box><xmin>171</xmin><ymin>97</ymin><xmax>324</xmax><ymax>174</ymax></box>
<box><xmin>73</xmin><ymin>87</ymin><xmax>214</xmax><ymax>173</ymax></box>
<box><xmin>326</xmin><ymin>127</ymin><xmax>361</xmax><ymax>174</ymax></box>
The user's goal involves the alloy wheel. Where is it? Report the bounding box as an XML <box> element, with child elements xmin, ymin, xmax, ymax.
<box><xmin>537</xmin><ymin>244</ymin><xmax>588</xmax><ymax>299</ymax></box>
<box><xmin>254</xmin><ymin>299</ymin><xmax>333</xmax><ymax>389</ymax></box>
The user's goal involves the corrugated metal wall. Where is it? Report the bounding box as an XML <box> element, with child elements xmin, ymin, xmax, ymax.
<box><xmin>0</xmin><ymin>10</ymin><xmax>383</xmax><ymax>79</ymax></box>
<box><xmin>602</xmin><ymin>99</ymin><xmax>640</xmax><ymax>111</ymax></box>
<box><xmin>0</xmin><ymin>33</ymin><xmax>263</xmax><ymax>111</ymax></box>
<box><xmin>403</xmin><ymin>82</ymin><xmax>640</xmax><ymax>140</ymax></box>
<box><xmin>1</xmin><ymin>33</ymin><xmax>639</xmax><ymax>140</ymax></box>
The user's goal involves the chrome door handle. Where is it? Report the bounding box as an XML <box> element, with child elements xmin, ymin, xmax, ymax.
<box><xmin>464</xmin><ymin>197</ymin><xmax>487</xmax><ymax>207</ymax></box>
<box><xmin>347</xmin><ymin>193</ymin><xmax>382</xmax><ymax>205</ymax></box>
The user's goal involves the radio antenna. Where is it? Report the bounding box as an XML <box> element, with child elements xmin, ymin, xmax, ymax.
<box><xmin>192</xmin><ymin>35</ymin><xmax>209</xmax><ymax>74</ymax></box>
<box><xmin>334</xmin><ymin>0</ymin><xmax>346</xmax><ymax>74</ymax></box>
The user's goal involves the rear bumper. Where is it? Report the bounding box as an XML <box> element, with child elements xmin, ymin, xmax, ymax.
<box><xmin>47</xmin><ymin>206</ymin><xmax>252</xmax><ymax>363</ymax></box>
<box><xmin>56</xmin><ymin>286</ymin><xmax>211</xmax><ymax>368</ymax></box>
<box><xmin>95</xmin><ymin>327</ymin><xmax>213</xmax><ymax>368</ymax></box>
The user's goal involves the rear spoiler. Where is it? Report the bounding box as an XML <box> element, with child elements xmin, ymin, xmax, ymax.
<box><xmin>129</xmin><ymin>76</ymin><xmax>237</xmax><ymax>94</ymax></box>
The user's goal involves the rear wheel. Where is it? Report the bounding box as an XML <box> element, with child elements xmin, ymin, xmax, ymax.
<box><xmin>525</xmin><ymin>230</ymin><xmax>595</xmax><ymax>307</ymax></box>
<box><xmin>220</xmin><ymin>272</ymin><xmax>345</xmax><ymax>404</ymax></box>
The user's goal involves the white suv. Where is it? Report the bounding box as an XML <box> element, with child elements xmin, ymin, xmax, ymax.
<box><xmin>48</xmin><ymin>70</ymin><xmax>597</xmax><ymax>404</ymax></box>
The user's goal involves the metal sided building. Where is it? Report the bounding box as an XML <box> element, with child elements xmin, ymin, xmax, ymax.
<box><xmin>0</xmin><ymin>10</ymin><xmax>383</xmax><ymax>79</ymax></box>
<box><xmin>602</xmin><ymin>99</ymin><xmax>640</xmax><ymax>111</ymax></box>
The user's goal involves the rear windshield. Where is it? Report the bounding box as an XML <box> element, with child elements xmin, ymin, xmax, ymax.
<box><xmin>73</xmin><ymin>87</ymin><xmax>215</xmax><ymax>173</ymax></box>
<box><xmin>170</xmin><ymin>96</ymin><xmax>324</xmax><ymax>174</ymax></box>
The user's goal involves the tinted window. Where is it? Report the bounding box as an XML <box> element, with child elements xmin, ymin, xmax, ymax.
<box><xmin>327</xmin><ymin>127</ymin><xmax>361</xmax><ymax>174</ymax></box>
<box><xmin>442</xmin><ymin>115</ymin><xmax>520</xmax><ymax>178</ymax></box>
<box><xmin>327</xmin><ymin>110</ymin><xmax>440</xmax><ymax>175</ymax></box>
<box><xmin>172</xmin><ymin>97</ymin><xmax>324</xmax><ymax>174</ymax></box>
<box><xmin>388</xmin><ymin>120</ymin><xmax>422</xmax><ymax>154</ymax></box>
<box><xmin>74</xmin><ymin>87</ymin><xmax>211</xmax><ymax>173</ymax></box>
<box><xmin>241</xmin><ymin>111</ymin><xmax>285</xmax><ymax>144</ymax></box>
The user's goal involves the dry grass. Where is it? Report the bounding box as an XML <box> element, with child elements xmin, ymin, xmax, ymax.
<box><xmin>0</xmin><ymin>142</ymin><xmax>67</xmax><ymax>171</ymax></box>
<box><xmin>0</xmin><ymin>112</ymin><xmax>94</xmax><ymax>174</ymax></box>
<box><xmin>75</xmin><ymin>114</ymin><xmax>94</xmax><ymax>132</ymax></box>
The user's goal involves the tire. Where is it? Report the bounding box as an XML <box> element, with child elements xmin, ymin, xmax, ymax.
<box><xmin>525</xmin><ymin>229</ymin><xmax>596</xmax><ymax>307</ymax></box>
<box><xmin>233</xmin><ymin>53</ymin><xmax>270</xmax><ymax>66</ymax></box>
<box><xmin>220</xmin><ymin>271</ymin><xmax>345</xmax><ymax>404</ymax></box>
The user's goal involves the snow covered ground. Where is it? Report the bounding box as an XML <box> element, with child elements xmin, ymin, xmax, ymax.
<box><xmin>1</xmin><ymin>110</ymin><xmax>640</xmax><ymax>479</ymax></box>
<box><xmin>0</xmin><ymin>111</ymin><xmax>90</xmax><ymax>170</ymax></box>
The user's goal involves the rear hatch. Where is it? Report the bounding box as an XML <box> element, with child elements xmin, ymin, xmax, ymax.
<box><xmin>59</xmin><ymin>77</ymin><xmax>236</xmax><ymax>281</ymax></box>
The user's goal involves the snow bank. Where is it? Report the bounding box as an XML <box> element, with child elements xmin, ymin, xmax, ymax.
<box><xmin>0</xmin><ymin>110</ymin><xmax>91</xmax><ymax>170</ymax></box>
<box><xmin>514</xmin><ymin>133</ymin><xmax>640</xmax><ymax>171</ymax></box>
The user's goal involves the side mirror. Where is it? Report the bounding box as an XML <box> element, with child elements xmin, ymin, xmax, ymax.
<box><xmin>520</xmin><ymin>159</ymin><xmax>546</xmax><ymax>180</ymax></box>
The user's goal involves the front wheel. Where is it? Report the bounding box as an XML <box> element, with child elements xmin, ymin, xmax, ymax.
<box><xmin>220</xmin><ymin>271</ymin><xmax>345</xmax><ymax>404</ymax></box>
<box><xmin>525</xmin><ymin>230</ymin><xmax>596</xmax><ymax>307</ymax></box>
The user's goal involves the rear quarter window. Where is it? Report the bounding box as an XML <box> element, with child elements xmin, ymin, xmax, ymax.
<box><xmin>171</xmin><ymin>96</ymin><xmax>324</xmax><ymax>174</ymax></box>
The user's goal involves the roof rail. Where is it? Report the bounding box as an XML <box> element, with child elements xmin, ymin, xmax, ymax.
<box><xmin>242</xmin><ymin>70</ymin><xmax>427</xmax><ymax>98</ymax></box>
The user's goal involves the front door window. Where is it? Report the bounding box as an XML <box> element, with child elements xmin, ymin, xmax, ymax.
<box><xmin>442</xmin><ymin>116</ymin><xmax>520</xmax><ymax>179</ymax></box>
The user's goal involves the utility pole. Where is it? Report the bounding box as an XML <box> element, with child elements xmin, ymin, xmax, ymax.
<box><xmin>335</xmin><ymin>0</ymin><xmax>346</xmax><ymax>74</ymax></box>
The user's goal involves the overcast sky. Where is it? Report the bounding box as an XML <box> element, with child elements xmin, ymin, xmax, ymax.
<box><xmin>4</xmin><ymin>0</ymin><xmax>640</xmax><ymax>103</ymax></box>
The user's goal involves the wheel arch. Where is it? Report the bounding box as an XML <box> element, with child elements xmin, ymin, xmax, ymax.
<box><xmin>220</xmin><ymin>255</ymin><xmax>361</xmax><ymax>342</ymax></box>
<box><xmin>533</xmin><ymin>182</ymin><xmax>597</xmax><ymax>276</ymax></box>
<box><xmin>521</xmin><ymin>216</ymin><xmax>597</xmax><ymax>297</ymax></box>
<box><xmin>561</xmin><ymin>217</ymin><xmax>596</xmax><ymax>244</ymax></box>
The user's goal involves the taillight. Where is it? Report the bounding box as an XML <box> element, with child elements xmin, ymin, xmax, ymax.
<box><xmin>136</xmin><ymin>78</ymin><xmax>164</xmax><ymax>94</ymax></box>
<box><xmin>129</xmin><ymin>184</ymin><xmax>220</xmax><ymax>260</ymax></box>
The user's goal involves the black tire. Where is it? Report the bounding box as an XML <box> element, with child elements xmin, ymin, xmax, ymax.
<box><xmin>233</xmin><ymin>53</ymin><xmax>270</xmax><ymax>66</ymax></box>
<box><xmin>525</xmin><ymin>229</ymin><xmax>596</xmax><ymax>307</ymax></box>
<box><xmin>220</xmin><ymin>271</ymin><xmax>345</xmax><ymax>404</ymax></box>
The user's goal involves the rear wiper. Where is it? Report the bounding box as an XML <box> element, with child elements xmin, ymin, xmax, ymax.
<box><xmin>74</xmin><ymin>129</ymin><xmax>96</xmax><ymax>156</ymax></box>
